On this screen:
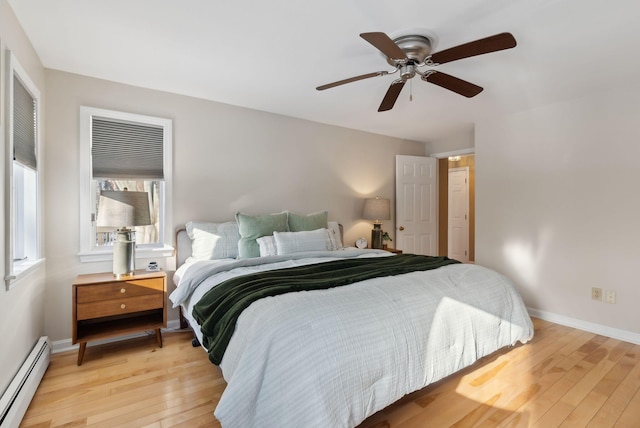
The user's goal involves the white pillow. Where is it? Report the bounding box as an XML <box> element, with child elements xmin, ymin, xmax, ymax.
<box><xmin>256</xmin><ymin>235</ymin><xmax>277</xmax><ymax>257</ymax></box>
<box><xmin>327</xmin><ymin>221</ymin><xmax>343</xmax><ymax>250</ymax></box>
<box><xmin>273</xmin><ymin>228</ymin><xmax>330</xmax><ymax>255</ymax></box>
<box><xmin>186</xmin><ymin>221</ymin><xmax>241</xmax><ymax>260</ymax></box>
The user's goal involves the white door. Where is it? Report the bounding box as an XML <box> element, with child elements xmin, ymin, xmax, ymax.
<box><xmin>395</xmin><ymin>155</ymin><xmax>437</xmax><ymax>255</ymax></box>
<box><xmin>448</xmin><ymin>167</ymin><xmax>469</xmax><ymax>262</ymax></box>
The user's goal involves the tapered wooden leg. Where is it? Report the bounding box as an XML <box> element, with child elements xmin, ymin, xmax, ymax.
<box><xmin>156</xmin><ymin>328</ymin><xmax>163</xmax><ymax>348</ymax></box>
<box><xmin>77</xmin><ymin>342</ymin><xmax>87</xmax><ymax>366</ymax></box>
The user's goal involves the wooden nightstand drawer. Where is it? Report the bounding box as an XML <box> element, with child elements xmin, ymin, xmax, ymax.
<box><xmin>77</xmin><ymin>278</ymin><xmax>164</xmax><ymax>303</ymax></box>
<box><xmin>77</xmin><ymin>293</ymin><xmax>164</xmax><ymax>320</ymax></box>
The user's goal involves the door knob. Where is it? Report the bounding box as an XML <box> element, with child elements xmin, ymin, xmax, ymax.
<box><xmin>399</xmin><ymin>226</ymin><xmax>405</xmax><ymax>231</ymax></box>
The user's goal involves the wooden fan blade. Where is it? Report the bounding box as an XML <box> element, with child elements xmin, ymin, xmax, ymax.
<box><xmin>425</xmin><ymin>71</ymin><xmax>483</xmax><ymax>98</ymax></box>
<box><xmin>430</xmin><ymin>32</ymin><xmax>516</xmax><ymax>65</ymax></box>
<box><xmin>316</xmin><ymin>71</ymin><xmax>388</xmax><ymax>91</ymax></box>
<box><xmin>378</xmin><ymin>80</ymin><xmax>406</xmax><ymax>112</ymax></box>
<box><xmin>360</xmin><ymin>32</ymin><xmax>407</xmax><ymax>61</ymax></box>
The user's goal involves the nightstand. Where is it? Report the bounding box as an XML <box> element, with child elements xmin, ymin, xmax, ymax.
<box><xmin>72</xmin><ymin>270</ymin><xmax>167</xmax><ymax>365</ymax></box>
<box><xmin>384</xmin><ymin>247</ymin><xmax>403</xmax><ymax>254</ymax></box>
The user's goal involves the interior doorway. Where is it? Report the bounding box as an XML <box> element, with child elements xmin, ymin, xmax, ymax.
<box><xmin>438</xmin><ymin>154</ymin><xmax>475</xmax><ymax>262</ymax></box>
<box><xmin>448</xmin><ymin>167</ymin><xmax>470</xmax><ymax>262</ymax></box>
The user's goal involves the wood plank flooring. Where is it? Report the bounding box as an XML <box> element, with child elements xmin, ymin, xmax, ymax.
<box><xmin>20</xmin><ymin>318</ymin><xmax>640</xmax><ymax>427</ymax></box>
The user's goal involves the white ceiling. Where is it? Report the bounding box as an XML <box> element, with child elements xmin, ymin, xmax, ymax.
<box><xmin>8</xmin><ymin>0</ymin><xmax>640</xmax><ymax>143</ymax></box>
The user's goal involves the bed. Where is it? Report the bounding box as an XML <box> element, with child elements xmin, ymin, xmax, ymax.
<box><xmin>170</xmin><ymin>212</ymin><xmax>534</xmax><ymax>428</ymax></box>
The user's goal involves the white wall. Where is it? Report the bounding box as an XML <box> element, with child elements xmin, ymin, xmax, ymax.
<box><xmin>0</xmin><ymin>0</ymin><xmax>47</xmax><ymax>394</ymax></box>
<box><xmin>425</xmin><ymin>123</ymin><xmax>475</xmax><ymax>155</ymax></box>
<box><xmin>43</xmin><ymin>69</ymin><xmax>427</xmax><ymax>343</ymax></box>
<box><xmin>476</xmin><ymin>83</ymin><xmax>640</xmax><ymax>336</ymax></box>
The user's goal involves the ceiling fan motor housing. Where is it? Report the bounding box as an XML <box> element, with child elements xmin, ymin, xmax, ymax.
<box><xmin>385</xmin><ymin>34</ymin><xmax>433</xmax><ymax>66</ymax></box>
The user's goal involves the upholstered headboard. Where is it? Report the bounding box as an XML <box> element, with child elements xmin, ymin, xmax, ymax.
<box><xmin>175</xmin><ymin>223</ymin><xmax>344</xmax><ymax>268</ymax></box>
<box><xmin>175</xmin><ymin>227</ymin><xmax>192</xmax><ymax>267</ymax></box>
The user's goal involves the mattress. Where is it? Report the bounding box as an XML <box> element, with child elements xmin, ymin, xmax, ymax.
<box><xmin>171</xmin><ymin>249</ymin><xmax>534</xmax><ymax>427</ymax></box>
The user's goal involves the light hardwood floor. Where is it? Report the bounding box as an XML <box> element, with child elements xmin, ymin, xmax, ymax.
<box><xmin>20</xmin><ymin>318</ymin><xmax>640</xmax><ymax>427</ymax></box>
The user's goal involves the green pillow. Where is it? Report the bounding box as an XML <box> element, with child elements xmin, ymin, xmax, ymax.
<box><xmin>236</xmin><ymin>212</ymin><xmax>288</xmax><ymax>258</ymax></box>
<box><xmin>288</xmin><ymin>210</ymin><xmax>328</xmax><ymax>232</ymax></box>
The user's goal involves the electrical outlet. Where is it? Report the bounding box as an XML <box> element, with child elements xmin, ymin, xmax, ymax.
<box><xmin>606</xmin><ymin>290</ymin><xmax>616</xmax><ymax>304</ymax></box>
<box><xmin>592</xmin><ymin>287</ymin><xmax>602</xmax><ymax>301</ymax></box>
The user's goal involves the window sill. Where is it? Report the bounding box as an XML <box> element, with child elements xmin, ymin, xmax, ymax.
<box><xmin>78</xmin><ymin>245</ymin><xmax>174</xmax><ymax>263</ymax></box>
<box><xmin>5</xmin><ymin>258</ymin><xmax>46</xmax><ymax>290</ymax></box>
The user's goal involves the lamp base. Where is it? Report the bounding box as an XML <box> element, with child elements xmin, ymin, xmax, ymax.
<box><xmin>371</xmin><ymin>224</ymin><xmax>383</xmax><ymax>250</ymax></box>
<box><xmin>113</xmin><ymin>229</ymin><xmax>135</xmax><ymax>278</ymax></box>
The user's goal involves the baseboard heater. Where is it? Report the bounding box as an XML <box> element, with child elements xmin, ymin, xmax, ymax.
<box><xmin>0</xmin><ymin>336</ymin><xmax>50</xmax><ymax>428</ymax></box>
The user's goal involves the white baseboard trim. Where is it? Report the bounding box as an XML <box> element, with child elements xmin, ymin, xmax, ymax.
<box><xmin>528</xmin><ymin>307</ymin><xmax>640</xmax><ymax>345</ymax></box>
<box><xmin>52</xmin><ymin>319</ymin><xmax>183</xmax><ymax>354</ymax></box>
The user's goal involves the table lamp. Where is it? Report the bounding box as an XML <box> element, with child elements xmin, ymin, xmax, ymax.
<box><xmin>96</xmin><ymin>190</ymin><xmax>151</xmax><ymax>278</ymax></box>
<box><xmin>363</xmin><ymin>196</ymin><xmax>390</xmax><ymax>249</ymax></box>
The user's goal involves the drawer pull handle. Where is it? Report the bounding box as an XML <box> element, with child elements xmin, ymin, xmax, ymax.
<box><xmin>120</xmin><ymin>288</ymin><xmax>126</xmax><ymax>294</ymax></box>
<box><xmin>120</xmin><ymin>304</ymin><xmax>126</xmax><ymax>310</ymax></box>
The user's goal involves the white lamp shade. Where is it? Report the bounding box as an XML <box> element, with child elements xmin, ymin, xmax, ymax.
<box><xmin>363</xmin><ymin>197</ymin><xmax>391</xmax><ymax>223</ymax></box>
<box><xmin>96</xmin><ymin>191</ymin><xmax>152</xmax><ymax>228</ymax></box>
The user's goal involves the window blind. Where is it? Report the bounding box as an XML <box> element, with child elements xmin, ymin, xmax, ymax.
<box><xmin>13</xmin><ymin>75</ymin><xmax>37</xmax><ymax>170</ymax></box>
<box><xmin>91</xmin><ymin>117</ymin><xmax>164</xmax><ymax>179</ymax></box>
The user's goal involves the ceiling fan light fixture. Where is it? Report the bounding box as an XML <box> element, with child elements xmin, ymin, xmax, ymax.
<box><xmin>400</xmin><ymin>64</ymin><xmax>416</xmax><ymax>80</ymax></box>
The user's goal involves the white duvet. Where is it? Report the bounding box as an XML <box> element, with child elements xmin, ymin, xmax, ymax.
<box><xmin>170</xmin><ymin>250</ymin><xmax>534</xmax><ymax>428</ymax></box>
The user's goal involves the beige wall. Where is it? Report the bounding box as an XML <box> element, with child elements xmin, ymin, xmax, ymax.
<box><xmin>0</xmin><ymin>0</ymin><xmax>47</xmax><ymax>394</ymax></box>
<box><xmin>425</xmin><ymin>123</ymin><xmax>474</xmax><ymax>154</ymax></box>
<box><xmin>476</xmin><ymin>82</ymin><xmax>640</xmax><ymax>336</ymax></box>
<box><xmin>43</xmin><ymin>69</ymin><xmax>427</xmax><ymax>343</ymax></box>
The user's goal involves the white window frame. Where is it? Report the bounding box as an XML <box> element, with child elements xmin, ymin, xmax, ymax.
<box><xmin>4</xmin><ymin>50</ymin><xmax>45</xmax><ymax>289</ymax></box>
<box><xmin>78</xmin><ymin>106</ymin><xmax>173</xmax><ymax>263</ymax></box>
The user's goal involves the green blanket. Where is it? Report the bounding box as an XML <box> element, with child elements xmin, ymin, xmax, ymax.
<box><xmin>192</xmin><ymin>254</ymin><xmax>460</xmax><ymax>365</ymax></box>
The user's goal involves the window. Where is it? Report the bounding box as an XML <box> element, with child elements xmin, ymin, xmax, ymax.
<box><xmin>5</xmin><ymin>51</ymin><xmax>43</xmax><ymax>288</ymax></box>
<box><xmin>79</xmin><ymin>107</ymin><xmax>173</xmax><ymax>262</ymax></box>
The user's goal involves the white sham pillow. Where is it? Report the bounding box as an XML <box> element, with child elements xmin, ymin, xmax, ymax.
<box><xmin>186</xmin><ymin>221</ymin><xmax>241</xmax><ymax>260</ymax></box>
<box><xmin>256</xmin><ymin>235</ymin><xmax>277</xmax><ymax>257</ymax></box>
<box><xmin>273</xmin><ymin>228</ymin><xmax>330</xmax><ymax>255</ymax></box>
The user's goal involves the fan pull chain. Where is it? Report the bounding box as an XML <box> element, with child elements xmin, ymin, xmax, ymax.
<box><xmin>409</xmin><ymin>79</ymin><xmax>413</xmax><ymax>102</ymax></box>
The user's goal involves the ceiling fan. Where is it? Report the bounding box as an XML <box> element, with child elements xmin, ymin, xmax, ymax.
<box><xmin>316</xmin><ymin>31</ymin><xmax>516</xmax><ymax>112</ymax></box>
